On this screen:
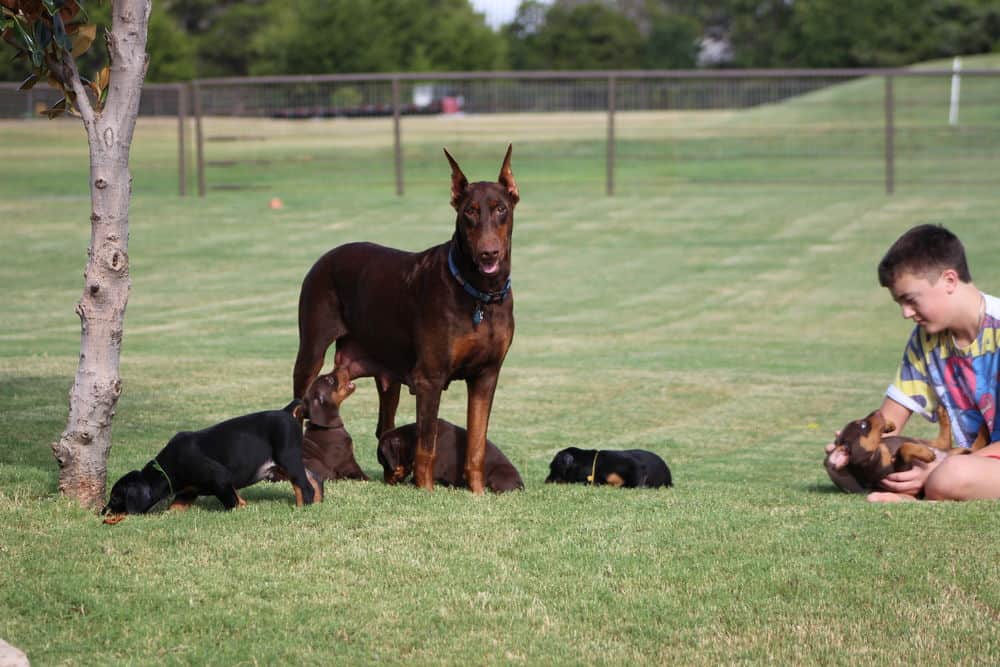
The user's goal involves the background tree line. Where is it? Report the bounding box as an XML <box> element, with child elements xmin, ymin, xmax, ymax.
<box><xmin>2</xmin><ymin>0</ymin><xmax>998</xmax><ymax>83</ymax></box>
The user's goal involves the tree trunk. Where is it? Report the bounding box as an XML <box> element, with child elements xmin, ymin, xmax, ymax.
<box><xmin>51</xmin><ymin>0</ymin><xmax>151</xmax><ymax>510</ymax></box>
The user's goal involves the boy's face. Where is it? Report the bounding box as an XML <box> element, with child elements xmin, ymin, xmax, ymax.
<box><xmin>888</xmin><ymin>269</ymin><xmax>957</xmax><ymax>333</ymax></box>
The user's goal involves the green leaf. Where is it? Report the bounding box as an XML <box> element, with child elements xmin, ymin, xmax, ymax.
<box><xmin>12</xmin><ymin>17</ymin><xmax>36</xmax><ymax>52</ymax></box>
<box><xmin>34</xmin><ymin>20</ymin><xmax>52</xmax><ymax>51</ymax></box>
<box><xmin>53</xmin><ymin>12</ymin><xmax>72</xmax><ymax>52</ymax></box>
<box><xmin>42</xmin><ymin>0</ymin><xmax>62</xmax><ymax>16</ymax></box>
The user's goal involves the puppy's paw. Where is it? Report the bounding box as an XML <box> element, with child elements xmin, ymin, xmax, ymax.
<box><xmin>826</xmin><ymin>446</ymin><xmax>850</xmax><ymax>470</ymax></box>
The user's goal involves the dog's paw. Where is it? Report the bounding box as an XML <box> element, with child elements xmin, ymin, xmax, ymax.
<box><xmin>826</xmin><ymin>446</ymin><xmax>850</xmax><ymax>470</ymax></box>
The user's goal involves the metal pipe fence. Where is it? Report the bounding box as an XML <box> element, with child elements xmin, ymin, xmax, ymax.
<box><xmin>2</xmin><ymin>68</ymin><xmax>998</xmax><ymax>196</ymax></box>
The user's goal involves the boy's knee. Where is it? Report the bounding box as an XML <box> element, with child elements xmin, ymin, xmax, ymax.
<box><xmin>924</xmin><ymin>456</ymin><xmax>976</xmax><ymax>501</ymax></box>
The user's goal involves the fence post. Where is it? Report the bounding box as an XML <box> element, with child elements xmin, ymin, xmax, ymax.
<box><xmin>606</xmin><ymin>74</ymin><xmax>616</xmax><ymax>196</ymax></box>
<box><xmin>177</xmin><ymin>83</ymin><xmax>187</xmax><ymax>197</ymax></box>
<box><xmin>192</xmin><ymin>81</ymin><xmax>206</xmax><ymax>197</ymax></box>
<box><xmin>884</xmin><ymin>75</ymin><xmax>894</xmax><ymax>195</ymax></box>
<box><xmin>393</xmin><ymin>77</ymin><xmax>403</xmax><ymax>196</ymax></box>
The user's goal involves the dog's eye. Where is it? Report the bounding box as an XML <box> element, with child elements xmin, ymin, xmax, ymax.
<box><xmin>495</xmin><ymin>204</ymin><xmax>507</xmax><ymax>216</ymax></box>
<box><xmin>860</xmin><ymin>421</ymin><xmax>870</xmax><ymax>433</ymax></box>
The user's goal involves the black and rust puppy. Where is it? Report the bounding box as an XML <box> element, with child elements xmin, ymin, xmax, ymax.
<box><xmin>102</xmin><ymin>401</ymin><xmax>315</xmax><ymax>524</ymax></box>
<box><xmin>827</xmin><ymin>406</ymin><xmax>986</xmax><ymax>493</ymax></box>
<box><xmin>545</xmin><ymin>447</ymin><xmax>673</xmax><ymax>488</ymax></box>
<box><xmin>297</xmin><ymin>368</ymin><xmax>369</xmax><ymax>502</ymax></box>
<box><xmin>378</xmin><ymin>419</ymin><xmax>523</xmax><ymax>492</ymax></box>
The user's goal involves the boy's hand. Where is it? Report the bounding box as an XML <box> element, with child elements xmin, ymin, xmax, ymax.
<box><xmin>876</xmin><ymin>455</ymin><xmax>941</xmax><ymax>496</ymax></box>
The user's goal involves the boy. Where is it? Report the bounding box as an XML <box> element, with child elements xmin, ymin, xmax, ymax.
<box><xmin>825</xmin><ymin>224</ymin><xmax>1000</xmax><ymax>502</ymax></box>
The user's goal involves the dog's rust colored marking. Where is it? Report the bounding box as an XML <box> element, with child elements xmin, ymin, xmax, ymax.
<box><xmin>168</xmin><ymin>498</ymin><xmax>195</xmax><ymax>512</ymax></box>
<box><xmin>308</xmin><ymin>477</ymin><xmax>324</xmax><ymax>503</ymax></box>
<box><xmin>102</xmin><ymin>514</ymin><xmax>126</xmax><ymax>525</ymax></box>
<box><xmin>292</xmin><ymin>485</ymin><xmax>304</xmax><ymax>507</ymax></box>
<box><xmin>879</xmin><ymin>446</ymin><xmax>892</xmax><ymax>468</ymax></box>
<box><xmin>236</xmin><ymin>493</ymin><xmax>248</xmax><ymax>508</ymax></box>
<box><xmin>605</xmin><ymin>473</ymin><xmax>625</xmax><ymax>487</ymax></box>
<box><xmin>899</xmin><ymin>442</ymin><xmax>937</xmax><ymax>464</ymax></box>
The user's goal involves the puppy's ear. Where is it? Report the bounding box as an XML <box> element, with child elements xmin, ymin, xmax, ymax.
<box><xmin>558</xmin><ymin>451</ymin><xmax>575</xmax><ymax>469</ymax></box>
<box><xmin>546</xmin><ymin>450</ymin><xmax>575</xmax><ymax>482</ymax></box>
<box><xmin>125</xmin><ymin>482</ymin><xmax>153</xmax><ymax>514</ymax></box>
<box><xmin>444</xmin><ymin>148</ymin><xmax>468</xmax><ymax>211</ymax></box>
<box><xmin>291</xmin><ymin>402</ymin><xmax>306</xmax><ymax>424</ymax></box>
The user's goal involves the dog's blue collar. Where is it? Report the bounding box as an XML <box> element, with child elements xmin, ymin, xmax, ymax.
<box><xmin>150</xmin><ymin>458</ymin><xmax>174</xmax><ymax>498</ymax></box>
<box><xmin>447</xmin><ymin>245</ymin><xmax>511</xmax><ymax>325</ymax></box>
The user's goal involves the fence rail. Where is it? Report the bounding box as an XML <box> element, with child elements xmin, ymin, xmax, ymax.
<box><xmin>2</xmin><ymin>68</ymin><xmax>997</xmax><ymax>196</ymax></box>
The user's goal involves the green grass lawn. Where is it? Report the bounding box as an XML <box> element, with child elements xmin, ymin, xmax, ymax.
<box><xmin>2</xmin><ymin>69</ymin><xmax>1000</xmax><ymax>664</ymax></box>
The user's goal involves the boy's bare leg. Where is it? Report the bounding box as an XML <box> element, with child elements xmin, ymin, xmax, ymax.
<box><xmin>924</xmin><ymin>454</ymin><xmax>1000</xmax><ymax>501</ymax></box>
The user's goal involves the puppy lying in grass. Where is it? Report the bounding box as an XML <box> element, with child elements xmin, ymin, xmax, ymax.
<box><xmin>377</xmin><ymin>420</ymin><xmax>523</xmax><ymax>492</ymax></box>
<box><xmin>545</xmin><ymin>447</ymin><xmax>673</xmax><ymax>488</ymax></box>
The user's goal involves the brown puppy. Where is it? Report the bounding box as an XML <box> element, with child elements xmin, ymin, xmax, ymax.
<box><xmin>378</xmin><ymin>419</ymin><xmax>523</xmax><ymax>493</ymax></box>
<box><xmin>297</xmin><ymin>368</ymin><xmax>369</xmax><ymax>501</ymax></box>
<box><xmin>293</xmin><ymin>146</ymin><xmax>518</xmax><ymax>493</ymax></box>
<box><xmin>828</xmin><ymin>406</ymin><xmax>987</xmax><ymax>493</ymax></box>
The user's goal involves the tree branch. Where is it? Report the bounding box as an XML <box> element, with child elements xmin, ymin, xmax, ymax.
<box><xmin>63</xmin><ymin>52</ymin><xmax>96</xmax><ymax>126</ymax></box>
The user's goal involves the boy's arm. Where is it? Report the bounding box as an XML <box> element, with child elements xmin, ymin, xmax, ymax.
<box><xmin>876</xmin><ymin>398</ymin><xmax>934</xmax><ymax>497</ymax></box>
<box><xmin>879</xmin><ymin>396</ymin><xmax>912</xmax><ymax>435</ymax></box>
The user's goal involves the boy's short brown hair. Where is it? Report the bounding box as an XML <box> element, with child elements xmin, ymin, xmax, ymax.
<box><xmin>877</xmin><ymin>224</ymin><xmax>972</xmax><ymax>287</ymax></box>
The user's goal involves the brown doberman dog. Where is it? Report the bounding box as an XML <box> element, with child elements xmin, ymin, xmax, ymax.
<box><xmin>296</xmin><ymin>368</ymin><xmax>369</xmax><ymax>501</ymax></box>
<box><xmin>293</xmin><ymin>146</ymin><xmax>518</xmax><ymax>493</ymax></box>
<box><xmin>827</xmin><ymin>406</ymin><xmax>988</xmax><ymax>493</ymax></box>
<box><xmin>378</xmin><ymin>419</ymin><xmax>523</xmax><ymax>493</ymax></box>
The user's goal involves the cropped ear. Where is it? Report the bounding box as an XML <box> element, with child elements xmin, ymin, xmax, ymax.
<box><xmin>125</xmin><ymin>482</ymin><xmax>153</xmax><ymax>514</ymax></box>
<box><xmin>497</xmin><ymin>143</ymin><xmax>518</xmax><ymax>204</ymax></box>
<box><xmin>443</xmin><ymin>148</ymin><xmax>468</xmax><ymax>210</ymax></box>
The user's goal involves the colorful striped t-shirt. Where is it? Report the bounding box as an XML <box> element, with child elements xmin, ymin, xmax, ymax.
<box><xmin>886</xmin><ymin>292</ymin><xmax>1000</xmax><ymax>448</ymax></box>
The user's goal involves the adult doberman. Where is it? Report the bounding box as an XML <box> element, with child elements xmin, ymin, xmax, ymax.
<box><xmin>293</xmin><ymin>146</ymin><xmax>517</xmax><ymax>493</ymax></box>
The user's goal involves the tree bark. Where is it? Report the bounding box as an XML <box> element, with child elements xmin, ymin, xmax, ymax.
<box><xmin>51</xmin><ymin>0</ymin><xmax>151</xmax><ymax>509</ymax></box>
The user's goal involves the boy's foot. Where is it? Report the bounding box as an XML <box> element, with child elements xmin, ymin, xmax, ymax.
<box><xmin>866</xmin><ymin>491</ymin><xmax>918</xmax><ymax>503</ymax></box>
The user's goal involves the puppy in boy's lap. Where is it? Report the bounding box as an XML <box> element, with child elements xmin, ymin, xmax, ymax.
<box><xmin>827</xmin><ymin>405</ymin><xmax>986</xmax><ymax>494</ymax></box>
